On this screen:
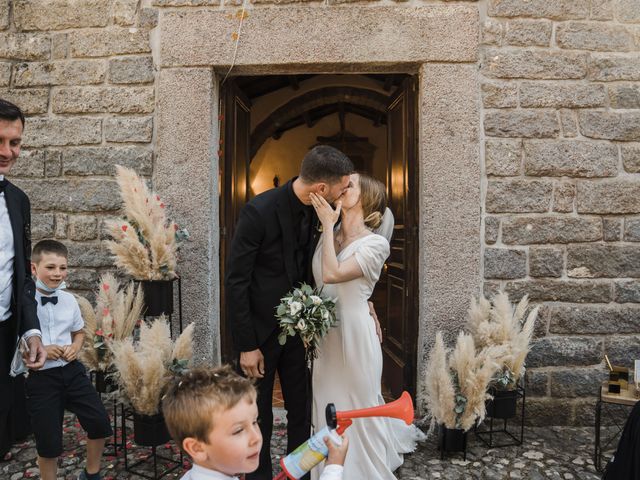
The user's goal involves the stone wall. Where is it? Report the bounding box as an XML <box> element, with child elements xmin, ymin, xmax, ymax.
<box><xmin>2</xmin><ymin>0</ymin><xmax>157</xmax><ymax>297</ymax></box>
<box><xmin>481</xmin><ymin>0</ymin><xmax>640</xmax><ymax>425</ymax></box>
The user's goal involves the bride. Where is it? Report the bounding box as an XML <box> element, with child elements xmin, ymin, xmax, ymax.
<box><xmin>309</xmin><ymin>173</ymin><xmax>424</xmax><ymax>480</ymax></box>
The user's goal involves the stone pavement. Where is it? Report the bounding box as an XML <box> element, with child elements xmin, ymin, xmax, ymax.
<box><xmin>2</xmin><ymin>410</ymin><xmax>608</xmax><ymax>480</ymax></box>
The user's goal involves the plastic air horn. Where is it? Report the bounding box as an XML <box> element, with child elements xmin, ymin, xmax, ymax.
<box><xmin>273</xmin><ymin>391</ymin><xmax>414</xmax><ymax>480</ymax></box>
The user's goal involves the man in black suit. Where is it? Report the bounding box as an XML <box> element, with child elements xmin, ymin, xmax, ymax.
<box><xmin>225</xmin><ymin>145</ymin><xmax>353</xmax><ymax>479</ymax></box>
<box><xmin>0</xmin><ymin>99</ymin><xmax>47</xmax><ymax>461</ymax></box>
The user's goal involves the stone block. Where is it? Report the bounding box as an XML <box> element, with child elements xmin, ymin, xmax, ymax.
<box><xmin>626</xmin><ymin>218</ymin><xmax>640</xmax><ymax>241</ymax></box>
<box><xmin>484</xmin><ymin>248</ymin><xmax>527</xmax><ymax>279</ymax></box>
<box><xmin>66</xmin><ymin>242</ymin><xmax>113</xmax><ymax>268</ymax></box>
<box><xmin>550</xmin><ymin>368</ymin><xmax>607</xmax><ymax>398</ymax></box>
<box><xmin>503</xmin><ymin>279</ymin><xmax>611</xmax><ymax>303</ymax></box>
<box><xmin>481</xmin><ymin>82</ymin><xmax>518</xmax><ymax>108</ymax></box>
<box><xmin>51</xmin><ymin>34</ymin><xmax>68</xmax><ymax>60</ymax></box>
<box><xmin>0</xmin><ymin>88</ymin><xmax>48</xmax><ymax>115</ymax></box>
<box><xmin>591</xmin><ymin>0</ymin><xmax>615</xmax><ymax>20</ymax></box>
<box><xmin>153</xmin><ymin>0</ymin><xmax>220</xmax><ymax>4</ymax></box>
<box><xmin>55</xmin><ymin>213</ymin><xmax>67</xmax><ymax>238</ymax></box>
<box><xmin>556</xmin><ymin>21</ymin><xmax>634</xmax><ymax>51</ymax></box>
<box><xmin>113</xmin><ymin>0</ymin><xmax>138</xmax><ymax>26</ymax></box>
<box><xmin>485</xmin><ymin>139</ymin><xmax>521</xmax><ymax>176</ymax></box>
<box><xmin>589</xmin><ymin>54</ymin><xmax>640</xmax><ymax>81</ymax></box>
<box><xmin>524</xmin><ymin>141</ymin><xmax>617</xmax><ymax>177</ymax></box>
<box><xmin>579</xmin><ymin>111</ymin><xmax>640</xmax><ymax>141</ymax></box>
<box><xmin>610</xmin><ymin>84</ymin><xmax>640</xmax><ymax>109</ymax></box>
<box><xmin>603</xmin><ymin>218</ymin><xmax>622</xmax><ymax>241</ymax></box>
<box><xmin>0</xmin><ymin>33</ymin><xmax>50</xmax><ymax>61</ymax></box>
<box><xmin>567</xmin><ymin>244</ymin><xmax>640</xmax><ymax>277</ymax></box>
<box><xmin>0</xmin><ymin>1</ymin><xmax>7</xmax><ymax>30</ymax></box>
<box><xmin>488</xmin><ymin>0</ymin><xmax>589</xmax><ymax>19</ymax></box>
<box><xmin>161</xmin><ymin>6</ymin><xmax>479</xmax><ymax>67</ymax></box>
<box><xmin>525</xmin><ymin>398</ymin><xmax>575</xmax><ymax>426</ymax></box>
<box><xmin>0</xmin><ymin>62</ymin><xmax>9</xmax><ymax>86</ymax></box>
<box><xmin>23</xmin><ymin>118</ymin><xmax>102</xmax><ymax>148</ymax></box>
<box><xmin>559</xmin><ymin>110</ymin><xmax>578</xmax><ymax>138</ymax></box>
<box><xmin>53</xmin><ymin>87</ymin><xmax>154</xmax><ymax>114</ymax></box>
<box><xmin>546</xmin><ymin>303</ymin><xmax>640</xmax><ymax>334</ymax></box>
<box><xmin>485</xmin><ymin>216</ymin><xmax>500</xmax><ymax>244</ymax></box>
<box><xmin>13</xmin><ymin>60</ymin><xmax>106</xmax><ymax>87</ymax></box>
<box><xmin>15</xmin><ymin>179</ymin><xmax>120</xmax><ymax>213</ymax></box>
<box><xmin>31</xmin><ymin>213</ymin><xmax>55</xmax><ymax>240</ymax></box>
<box><xmin>615</xmin><ymin>280</ymin><xmax>640</xmax><ymax>303</ymax></box>
<box><xmin>70</xmin><ymin>27</ymin><xmax>150</xmax><ymax>58</ymax></box>
<box><xmin>10</xmin><ymin>150</ymin><xmax>45</xmax><ymax>177</ymax></box>
<box><xmin>552</xmin><ymin>182</ymin><xmax>576</xmax><ymax>213</ymax></box>
<box><xmin>486</xmin><ymin>179</ymin><xmax>552</xmax><ymax>213</ymax></box>
<box><xmin>502</xmin><ymin>216</ymin><xmax>601</xmax><ymax>244</ymax></box>
<box><xmin>483</xmin><ymin>49</ymin><xmax>587</xmax><ymax>80</ymax></box>
<box><xmin>68</xmin><ymin>215</ymin><xmax>98</xmax><ymax>241</ymax></box>
<box><xmin>45</xmin><ymin>150</ymin><xmax>62</xmax><ymax>177</ymax></box>
<box><xmin>481</xmin><ymin>19</ymin><xmax>503</xmax><ymax>46</ymax></box>
<box><xmin>528</xmin><ymin>336</ymin><xmax>603</xmax><ymax>367</ymax></box>
<box><xmin>605</xmin><ymin>335</ymin><xmax>640</xmax><ymax>366</ymax></box>
<box><xmin>529</xmin><ymin>247</ymin><xmax>563</xmax><ymax>277</ymax></box>
<box><xmin>485</xmin><ymin>110</ymin><xmax>559</xmax><ymax>138</ymax></box>
<box><xmin>138</xmin><ymin>8</ymin><xmax>159</xmax><ymax>29</ymax></box>
<box><xmin>505</xmin><ymin>20</ymin><xmax>552</xmax><ymax>47</ymax></box>
<box><xmin>105</xmin><ymin>117</ymin><xmax>153</xmax><ymax>143</ymax></box>
<box><xmin>623</xmin><ymin>144</ymin><xmax>640</xmax><ymax>173</ymax></box>
<box><xmin>520</xmin><ymin>82</ymin><xmax>606</xmax><ymax>108</ymax></box>
<box><xmin>62</xmin><ymin>146</ymin><xmax>153</xmax><ymax>176</ymax></box>
<box><xmin>524</xmin><ymin>369</ymin><xmax>548</xmax><ymax>397</ymax></box>
<box><xmin>13</xmin><ymin>0</ymin><xmax>110</xmax><ymax>31</ymax></box>
<box><xmin>109</xmin><ymin>56</ymin><xmax>154</xmax><ymax>84</ymax></box>
<box><xmin>577</xmin><ymin>180</ymin><xmax>640</xmax><ymax>214</ymax></box>
<box><xmin>66</xmin><ymin>268</ymin><xmax>100</xmax><ymax>291</ymax></box>
<box><xmin>616</xmin><ymin>0</ymin><xmax>640</xmax><ymax>22</ymax></box>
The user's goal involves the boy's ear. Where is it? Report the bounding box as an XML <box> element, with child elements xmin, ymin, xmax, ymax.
<box><xmin>30</xmin><ymin>262</ymin><xmax>36</xmax><ymax>276</ymax></box>
<box><xmin>182</xmin><ymin>437</ymin><xmax>207</xmax><ymax>463</ymax></box>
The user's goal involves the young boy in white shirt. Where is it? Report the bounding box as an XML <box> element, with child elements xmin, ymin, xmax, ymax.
<box><xmin>162</xmin><ymin>366</ymin><xmax>348</xmax><ymax>480</ymax></box>
<box><xmin>28</xmin><ymin>240</ymin><xmax>112</xmax><ymax>480</ymax></box>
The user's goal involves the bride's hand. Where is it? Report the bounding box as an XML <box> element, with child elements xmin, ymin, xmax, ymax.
<box><xmin>310</xmin><ymin>193</ymin><xmax>341</xmax><ymax>229</ymax></box>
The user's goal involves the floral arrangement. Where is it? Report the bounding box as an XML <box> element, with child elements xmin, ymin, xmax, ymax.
<box><xmin>423</xmin><ymin>332</ymin><xmax>504</xmax><ymax>432</ymax></box>
<box><xmin>111</xmin><ymin>317</ymin><xmax>194</xmax><ymax>416</ymax></box>
<box><xmin>77</xmin><ymin>273</ymin><xmax>144</xmax><ymax>372</ymax></box>
<box><xmin>466</xmin><ymin>292</ymin><xmax>539</xmax><ymax>391</ymax></box>
<box><xmin>276</xmin><ymin>283</ymin><xmax>337</xmax><ymax>361</ymax></box>
<box><xmin>105</xmin><ymin>165</ymin><xmax>189</xmax><ymax>281</ymax></box>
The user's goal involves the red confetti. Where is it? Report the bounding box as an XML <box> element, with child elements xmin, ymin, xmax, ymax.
<box><xmin>102</xmin><ymin>283</ymin><xmax>110</xmax><ymax>291</ymax></box>
<box><xmin>121</xmin><ymin>225</ymin><xmax>128</xmax><ymax>232</ymax></box>
<box><xmin>103</xmin><ymin>308</ymin><xmax>109</xmax><ymax>316</ymax></box>
<box><xmin>95</xmin><ymin>329</ymin><xmax>104</xmax><ymax>336</ymax></box>
<box><xmin>160</xmin><ymin>203</ymin><xmax>165</xmax><ymax>208</ymax></box>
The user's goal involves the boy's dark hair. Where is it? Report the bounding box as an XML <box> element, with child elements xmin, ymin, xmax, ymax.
<box><xmin>0</xmin><ymin>99</ymin><xmax>25</xmax><ymax>127</ymax></box>
<box><xmin>300</xmin><ymin>145</ymin><xmax>353</xmax><ymax>185</ymax></box>
<box><xmin>32</xmin><ymin>240</ymin><xmax>68</xmax><ymax>263</ymax></box>
<box><xmin>162</xmin><ymin>365</ymin><xmax>256</xmax><ymax>451</ymax></box>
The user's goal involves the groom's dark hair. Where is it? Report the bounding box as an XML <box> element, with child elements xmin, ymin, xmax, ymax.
<box><xmin>299</xmin><ymin>145</ymin><xmax>353</xmax><ymax>184</ymax></box>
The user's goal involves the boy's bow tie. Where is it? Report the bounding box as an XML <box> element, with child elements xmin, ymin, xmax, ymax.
<box><xmin>41</xmin><ymin>296</ymin><xmax>58</xmax><ymax>306</ymax></box>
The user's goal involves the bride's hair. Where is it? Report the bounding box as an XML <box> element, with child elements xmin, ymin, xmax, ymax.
<box><xmin>358</xmin><ymin>174</ymin><xmax>387</xmax><ymax>230</ymax></box>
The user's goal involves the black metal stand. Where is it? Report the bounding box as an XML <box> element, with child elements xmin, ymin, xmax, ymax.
<box><xmin>143</xmin><ymin>276</ymin><xmax>183</xmax><ymax>336</ymax></box>
<box><xmin>90</xmin><ymin>371</ymin><xmax>122</xmax><ymax>457</ymax></box>
<box><xmin>438</xmin><ymin>425</ymin><xmax>468</xmax><ymax>460</ymax></box>
<box><xmin>121</xmin><ymin>407</ymin><xmax>183</xmax><ymax>480</ymax></box>
<box><xmin>475</xmin><ymin>385</ymin><xmax>526</xmax><ymax>448</ymax></box>
<box><xmin>594</xmin><ymin>388</ymin><xmax>636</xmax><ymax>472</ymax></box>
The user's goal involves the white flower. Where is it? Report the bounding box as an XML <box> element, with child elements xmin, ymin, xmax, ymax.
<box><xmin>322</xmin><ymin>310</ymin><xmax>329</xmax><ymax>320</ymax></box>
<box><xmin>289</xmin><ymin>301</ymin><xmax>303</xmax><ymax>316</ymax></box>
<box><xmin>296</xmin><ymin>319</ymin><xmax>306</xmax><ymax>331</ymax></box>
<box><xmin>310</xmin><ymin>295</ymin><xmax>322</xmax><ymax>306</ymax></box>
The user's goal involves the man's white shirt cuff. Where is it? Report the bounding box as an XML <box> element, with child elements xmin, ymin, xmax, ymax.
<box><xmin>22</xmin><ymin>329</ymin><xmax>42</xmax><ymax>341</ymax></box>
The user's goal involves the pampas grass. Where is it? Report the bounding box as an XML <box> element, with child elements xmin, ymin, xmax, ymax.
<box><xmin>111</xmin><ymin>317</ymin><xmax>194</xmax><ymax>415</ymax></box>
<box><xmin>105</xmin><ymin>165</ymin><xmax>188</xmax><ymax>280</ymax></box>
<box><xmin>424</xmin><ymin>333</ymin><xmax>457</xmax><ymax>429</ymax></box>
<box><xmin>467</xmin><ymin>291</ymin><xmax>539</xmax><ymax>390</ymax></box>
<box><xmin>79</xmin><ymin>274</ymin><xmax>144</xmax><ymax>372</ymax></box>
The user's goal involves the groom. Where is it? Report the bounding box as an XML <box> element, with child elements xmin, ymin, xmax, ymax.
<box><xmin>225</xmin><ymin>145</ymin><xmax>353</xmax><ymax>479</ymax></box>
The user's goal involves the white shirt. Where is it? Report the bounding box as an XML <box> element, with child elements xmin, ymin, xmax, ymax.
<box><xmin>35</xmin><ymin>289</ymin><xmax>84</xmax><ymax>370</ymax></box>
<box><xmin>0</xmin><ymin>174</ymin><xmax>15</xmax><ymax>322</ymax></box>
<box><xmin>179</xmin><ymin>464</ymin><xmax>343</xmax><ymax>480</ymax></box>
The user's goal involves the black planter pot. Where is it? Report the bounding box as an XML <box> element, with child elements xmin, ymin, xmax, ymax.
<box><xmin>94</xmin><ymin>370</ymin><xmax>115</xmax><ymax>394</ymax></box>
<box><xmin>486</xmin><ymin>388</ymin><xmax>519</xmax><ymax>419</ymax></box>
<box><xmin>141</xmin><ymin>279</ymin><xmax>174</xmax><ymax>316</ymax></box>
<box><xmin>438</xmin><ymin>425</ymin><xmax>467</xmax><ymax>453</ymax></box>
<box><xmin>132</xmin><ymin>412</ymin><xmax>171</xmax><ymax>447</ymax></box>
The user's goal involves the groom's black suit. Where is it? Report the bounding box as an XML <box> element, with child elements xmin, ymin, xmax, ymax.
<box><xmin>226</xmin><ymin>179</ymin><xmax>318</xmax><ymax>480</ymax></box>
<box><xmin>0</xmin><ymin>180</ymin><xmax>39</xmax><ymax>455</ymax></box>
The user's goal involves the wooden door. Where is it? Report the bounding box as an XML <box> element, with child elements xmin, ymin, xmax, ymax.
<box><xmin>219</xmin><ymin>80</ymin><xmax>251</xmax><ymax>364</ymax></box>
<box><xmin>381</xmin><ymin>77</ymin><xmax>419</xmax><ymax>398</ymax></box>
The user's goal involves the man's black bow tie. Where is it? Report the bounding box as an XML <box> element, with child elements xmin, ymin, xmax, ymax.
<box><xmin>41</xmin><ymin>296</ymin><xmax>58</xmax><ymax>306</ymax></box>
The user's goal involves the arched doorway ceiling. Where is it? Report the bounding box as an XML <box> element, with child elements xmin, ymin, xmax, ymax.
<box><xmin>251</xmin><ymin>86</ymin><xmax>389</xmax><ymax>158</ymax></box>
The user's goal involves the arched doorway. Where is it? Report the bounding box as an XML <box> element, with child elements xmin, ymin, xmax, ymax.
<box><xmin>219</xmin><ymin>73</ymin><xmax>419</xmax><ymax>399</ymax></box>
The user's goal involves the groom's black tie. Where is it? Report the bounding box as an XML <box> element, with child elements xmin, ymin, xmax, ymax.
<box><xmin>0</xmin><ymin>178</ymin><xmax>7</xmax><ymax>194</ymax></box>
<box><xmin>296</xmin><ymin>207</ymin><xmax>312</xmax><ymax>281</ymax></box>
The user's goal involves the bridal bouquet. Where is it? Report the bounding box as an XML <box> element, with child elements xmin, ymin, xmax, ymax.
<box><xmin>276</xmin><ymin>283</ymin><xmax>337</xmax><ymax>363</ymax></box>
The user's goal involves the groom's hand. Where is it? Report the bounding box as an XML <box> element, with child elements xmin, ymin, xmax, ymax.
<box><xmin>240</xmin><ymin>349</ymin><xmax>265</xmax><ymax>379</ymax></box>
<box><xmin>368</xmin><ymin>301</ymin><xmax>383</xmax><ymax>344</ymax></box>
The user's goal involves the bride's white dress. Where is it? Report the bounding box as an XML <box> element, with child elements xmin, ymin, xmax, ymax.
<box><xmin>311</xmin><ymin>233</ymin><xmax>424</xmax><ymax>480</ymax></box>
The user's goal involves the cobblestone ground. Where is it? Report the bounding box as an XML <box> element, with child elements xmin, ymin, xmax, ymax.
<box><xmin>2</xmin><ymin>410</ymin><xmax>609</xmax><ymax>480</ymax></box>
